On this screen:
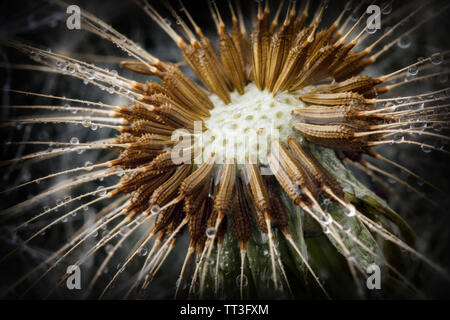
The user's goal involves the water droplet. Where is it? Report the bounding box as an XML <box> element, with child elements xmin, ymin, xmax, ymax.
<box><xmin>344</xmin><ymin>206</ymin><xmax>356</xmax><ymax>217</ymax></box>
<box><xmin>150</xmin><ymin>205</ymin><xmax>160</xmax><ymax>215</ymax></box>
<box><xmin>397</xmin><ymin>35</ymin><xmax>411</xmax><ymax>49</ymax></box>
<box><xmin>87</xmin><ymin>71</ymin><xmax>95</xmax><ymax>80</ymax></box>
<box><xmin>431</xmin><ymin>53</ymin><xmax>443</xmax><ymax>65</ymax></box>
<box><xmin>96</xmin><ymin>186</ymin><xmax>107</xmax><ymax>196</ymax></box>
<box><xmin>395</xmin><ymin>97</ymin><xmax>404</xmax><ymax>104</ymax></box>
<box><xmin>82</xmin><ymin>119</ymin><xmax>91</xmax><ymax>128</ymax></box>
<box><xmin>421</xmin><ymin>145</ymin><xmax>432</xmax><ymax>153</ymax></box>
<box><xmin>90</xmin><ymin>123</ymin><xmax>98</xmax><ymax>131</ymax></box>
<box><xmin>407</xmin><ymin>65</ymin><xmax>418</xmax><ymax>76</ymax></box>
<box><xmin>70</xmin><ymin>137</ymin><xmax>79</xmax><ymax>145</ymax></box>
<box><xmin>236</xmin><ymin>275</ymin><xmax>248</xmax><ymax>287</ymax></box>
<box><xmin>366</xmin><ymin>26</ymin><xmax>377</xmax><ymax>34</ymax></box>
<box><xmin>206</xmin><ymin>227</ymin><xmax>216</xmax><ymax>239</ymax></box>
<box><xmin>136</xmin><ymin>214</ymin><xmax>146</xmax><ymax>224</ymax></box>
<box><xmin>84</xmin><ymin>161</ymin><xmax>94</xmax><ymax>170</ymax></box>
<box><xmin>119</xmin><ymin>225</ymin><xmax>130</xmax><ymax>236</ymax></box>
<box><xmin>433</xmin><ymin>123</ymin><xmax>442</xmax><ymax>132</ymax></box>
<box><xmin>384</xmin><ymin>101</ymin><xmax>396</xmax><ymax>112</ymax></box>
<box><xmin>115</xmin><ymin>167</ymin><xmax>125</xmax><ymax>177</ymax></box>
<box><xmin>395</xmin><ymin>136</ymin><xmax>405</xmax><ymax>144</ymax></box>
<box><xmin>382</xmin><ymin>2</ymin><xmax>392</xmax><ymax>14</ymax></box>
<box><xmin>138</xmin><ymin>246</ymin><xmax>148</xmax><ymax>256</ymax></box>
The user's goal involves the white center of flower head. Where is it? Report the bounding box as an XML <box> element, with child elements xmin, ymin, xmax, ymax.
<box><xmin>194</xmin><ymin>83</ymin><xmax>314</xmax><ymax>166</ymax></box>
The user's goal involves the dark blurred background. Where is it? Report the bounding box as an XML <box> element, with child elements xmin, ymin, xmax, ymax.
<box><xmin>0</xmin><ymin>0</ymin><xmax>450</xmax><ymax>299</ymax></box>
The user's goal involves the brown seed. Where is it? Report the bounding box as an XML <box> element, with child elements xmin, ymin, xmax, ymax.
<box><xmin>150</xmin><ymin>164</ymin><xmax>193</xmax><ymax>207</ymax></box>
<box><xmin>293</xmin><ymin>122</ymin><xmax>370</xmax><ymax>151</ymax></box>
<box><xmin>229</xmin><ymin>178</ymin><xmax>253</xmax><ymax>243</ymax></box>
<box><xmin>213</xmin><ymin>163</ymin><xmax>236</xmax><ymax>216</ymax></box>
<box><xmin>265</xmin><ymin>177</ymin><xmax>288</xmax><ymax>229</ymax></box>
<box><xmin>292</xmin><ymin>104</ymin><xmax>374</xmax><ymax>125</ymax></box>
<box><xmin>267</xmin><ymin>153</ymin><xmax>308</xmax><ymax>206</ymax></box>
<box><xmin>270</xmin><ymin>139</ymin><xmax>318</xmax><ymax>195</ymax></box>
<box><xmin>287</xmin><ymin>137</ymin><xmax>344</xmax><ymax>199</ymax></box>
<box><xmin>188</xmin><ymin>200</ymin><xmax>209</xmax><ymax>244</ymax></box>
<box><xmin>180</xmin><ymin>155</ymin><xmax>216</xmax><ymax>196</ymax></box>
<box><xmin>313</xmin><ymin>76</ymin><xmax>382</xmax><ymax>95</ymax></box>
<box><xmin>240</xmin><ymin>169</ymin><xmax>267</xmax><ymax>234</ymax></box>
<box><xmin>244</xmin><ymin>163</ymin><xmax>271</xmax><ymax>214</ymax></box>
<box><xmin>299</xmin><ymin>92</ymin><xmax>368</xmax><ymax>106</ymax></box>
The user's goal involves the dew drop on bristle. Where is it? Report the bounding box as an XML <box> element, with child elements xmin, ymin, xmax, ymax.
<box><xmin>82</xmin><ymin>119</ymin><xmax>92</xmax><ymax>128</ymax></box>
<box><xmin>119</xmin><ymin>225</ymin><xmax>130</xmax><ymax>236</ymax></box>
<box><xmin>206</xmin><ymin>227</ymin><xmax>216</xmax><ymax>239</ymax></box>
<box><xmin>407</xmin><ymin>66</ymin><xmax>418</xmax><ymax>76</ymax></box>
<box><xmin>136</xmin><ymin>214</ymin><xmax>146</xmax><ymax>224</ymax></box>
<box><xmin>344</xmin><ymin>206</ymin><xmax>356</xmax><ymax>217</ymax></box>
<box><xmin>150</xmin><ymin>205</ymin><xmax>160</xmax><ymax>215</ymax></box>
<box><xmin>421</xmin><ymin>145</ymin><xmax>432</xmax><ymax>153</ymax></box>
<box><xmin>70</xmin><ymin>137</ymin><xmax>79</xmax><ymax>145</ymax></box>
<box><xmin>431</xmin><ymin>53</ymin><xmax>443</xmax><ymax>65</ymax></box>
<box><xmin>115</xmin><ymin>167</ymin><xmax>125</xmax><ymax>177</ymax></box>
<box><xmin>137</xmin><ymin>246</ymin><xmax>148</xmax><ymax>256</ymax></box>
<box><xmin>163</xmin><ymin>18</ymin><xmax>172</xmax><ymax>26</ymax></box>
<box><xmin>96</xmin><ymin>186</ymin><xmax>107</xmax><ymax>196</ymax></box>
<box><xmin>395</xmin><ymin>136</ymin><xmax>405</xmax><ymax>144</ymax></box>
<box><xmin>84</xmin><ymin>161</ymin><xmax>93</xmax><ymax>170</ymax></box>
